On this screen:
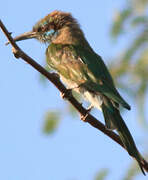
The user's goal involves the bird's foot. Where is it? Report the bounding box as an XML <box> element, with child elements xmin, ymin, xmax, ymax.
<box><xmin>60</xmin><ymin>84</ymin><xmax>81</xmax><ymax>100</ymax></box>
<box><xmin>51</xmin><ymin>72</ymin><xmax>60</xmax><ymax>80</ymax></box>
<box><xmin>80</xmin><ymin>106</ymin><xmax>93</xmax><ymax>122</ymax></box>
<box><xmin>80</xmin><ymin>113</ymin><xmax>89</xmax><ymax>122</ymax></box>
<box><xmin>86</xmin><ymin>105</ymin><xmax>94</xmax><ymax>113</ymax></box>
<box><xmin>60</xmin><ymin>88</ymin><xmax>72</xmax><ymax>100</ymax></box>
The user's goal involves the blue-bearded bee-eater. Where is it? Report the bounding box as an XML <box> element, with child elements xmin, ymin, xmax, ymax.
<box><xmin>11</xmin><ymin>10</ymin><xmax>146</xmax><ymax>174</ymax></box>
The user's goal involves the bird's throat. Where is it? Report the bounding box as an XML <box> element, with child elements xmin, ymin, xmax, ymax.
<box><xmin>52</xmin><ymin>26</ymin><xmax>84</xmax><ymax>45</ymax></box>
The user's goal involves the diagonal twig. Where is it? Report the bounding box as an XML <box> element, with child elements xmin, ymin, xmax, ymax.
<box><xmin>0</xmin><ymin>19</ymin><xmax>148</xmax><ymax>173</ymax></box>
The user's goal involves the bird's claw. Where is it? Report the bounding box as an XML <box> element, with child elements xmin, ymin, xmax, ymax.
<box><xmin>80</xmin><ymin>113</ymin><xmax>89</xmax><ymax>122</ymax></box>
<box><xmin>80</xmin><ymin>105</ymin><xmax>93</xmax><ymax>122</ymax></box>
<box><xmin>86</xmin><ymin>105</ymin><xmax>94</xmax><ymax>113</ymax></box>
<box><xmin>51</xmin><ymin>72</ymin><xmax>60</xmax><ymax>79</ymax></box>
<box><xmin>60</xmin><ymin>88</ymin><xmax>72</xmax><ymax>100</ymax></box>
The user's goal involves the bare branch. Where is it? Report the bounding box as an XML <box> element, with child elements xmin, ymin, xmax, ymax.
<box><xmin>0</xmin><ymin>19</ymin><xmax>148</xmax><ymax>172</ymax></box>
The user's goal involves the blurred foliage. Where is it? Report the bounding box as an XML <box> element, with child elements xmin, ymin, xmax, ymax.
<box><xmin>41</xmin><ymin>90</ymin><xmax>81</xmax><ymax>135</ymax></box>
<box><xmin>111</xmin><ymin>8</ymin><xmax>132</xmax><ymax>38</ymax></box>
<box><xmin>109</xmin><ymin>1</ymin><xmax>148</xmax><ymax>177</ymax></box>
<box><xmin>40</xmin><ymin>0</ymin><xmax>148</xmax><ymax>179</ymax></box>
<box><xmin>43</xmin><ymin>111</ymin><xmax>60</xmax><ymax>134</ymax></box>
<box><xmin>122</xmin><ymin>161</ymin><xmax>140</xmax><ymax>180</ymax></box>
<box><xmin>109</xmin><ymin>0</ymin><xmax>148</xmax><ymax>127</ymax></box>
<box><xmin>95</xmin><ymin>169</ymin><xmax>108</xmax><ymax>180</ymax></box>
<box><xmin>122</xmin><ymin>154</ymin><xmax>148</xmax><ymax>180</ymax></box>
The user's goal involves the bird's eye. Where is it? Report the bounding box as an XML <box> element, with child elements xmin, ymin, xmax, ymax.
<box><xmin>37</xmin><ymin>27</ymin><xmax>42</xmax><ymax>32</ymax></box>
<box><xmin>49</xmin><ymin>23</ymin><xmax>55</xmax><ymax>30</ymax></box>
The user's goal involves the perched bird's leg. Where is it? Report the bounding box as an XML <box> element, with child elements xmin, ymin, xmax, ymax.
<box><xmin>60</xmin><ymin>84</ymin><xmax>81</xmax><ymax>100</ymax></box>
<box><xmin>80</xmin><ymin>113</ymin><xmax>89</xmax><ymax>122</ymax></box>
<box><xmin>60</xmin><ymin>88</ymin><xmax>72</xmax><ymax>100</ymax></box>
<box><xmin>51</xmin><ymin>72</ymin><xmax>60</xmax><ymax>79</ymax></box>
<box><xmin>51</xmin><ymin>73</ymin><xmax>72</xmax><ymax>99</ymax></box>
<box><xmin>80</xmin><ymin>105</ymin><xmax>93</xmax><ymax>122</ymax></box>
<box><xmin>87</xmin><ymin>105</ymin><xmax>94</xmax><ymax>112</ymax></box>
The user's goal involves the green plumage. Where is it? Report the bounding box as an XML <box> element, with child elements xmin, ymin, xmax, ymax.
<box><xmin>43</xmin><ymin>12</ymin><xmax>144</xmax><ymax>174</ymax></box>
<box><xmin>46</xmin><ymin>43</ymin><xmax>131</xmax><ymax>110</ymax></box>
<box><xmin>46</xmin><ymin>43</ymin><xmax>145</xmax><ymax>173</ymax></box>
<box><xmin>12</xmin><ymin>10</ymin><xmax>146</xmax><ymax>175</ymax></box>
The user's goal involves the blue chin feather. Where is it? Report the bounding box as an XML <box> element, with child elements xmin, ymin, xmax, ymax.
<box><xmin>42</xmin><ymin>29</ymin><xmax>58</xmax><ymax>43</ymax></box>
<box><xmin>45</xmin><ymin>29</ymin><xmax>55</xmax><ymax>36</ymax></box>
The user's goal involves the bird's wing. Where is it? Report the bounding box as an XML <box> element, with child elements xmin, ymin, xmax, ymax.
<box><xmin>72</xmin><ymin>45</ymin><xmax>131</xmax><ymax>110</ymax></box>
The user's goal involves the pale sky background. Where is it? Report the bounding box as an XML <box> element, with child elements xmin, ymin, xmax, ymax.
<box><xmin>0</xmin><ymin>0</ymin><xmax>147</xmax><ymax>180</ymax></box>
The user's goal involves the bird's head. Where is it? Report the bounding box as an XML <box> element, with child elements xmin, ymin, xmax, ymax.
<box><xmin>10</xmin><ymin>10</ymin><xmax>82</xmax><ymax>44</ymax></box>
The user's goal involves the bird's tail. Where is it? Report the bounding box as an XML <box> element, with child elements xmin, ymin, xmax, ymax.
<box><xmin>101</xmin><ymin>97</ymin><xmax>146</xmax><ymax>175</ymax></box>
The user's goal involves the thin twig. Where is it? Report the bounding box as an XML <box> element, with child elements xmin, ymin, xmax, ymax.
<box><xmin>0</xmin><ymin>19</ymin><xmax>148</xmax><ymax>172</ymax></box>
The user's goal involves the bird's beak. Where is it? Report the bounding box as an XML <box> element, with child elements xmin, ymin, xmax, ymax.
<box><xmin>6</xmin><ymin>31</ymin><xmax>37</xmax><ymax>45</ymax></box>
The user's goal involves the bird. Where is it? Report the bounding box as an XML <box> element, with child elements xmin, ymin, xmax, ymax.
<box><xmin>11</xmin><ymin>10</ymin><xmax>146</xmax><ymax>174</ymax></box>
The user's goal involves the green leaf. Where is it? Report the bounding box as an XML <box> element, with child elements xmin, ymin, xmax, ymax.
<box><xmin>131</xmin><ymin>16</ymin><xmax>148</xmax><ymax>27</ymax></box>
<box><xmin>122</xmin><ymin>161</ymin><xmax>140</xmax><ymax>180</ymax></box>
<box><xmin>123</xmin><ymin>154</ymin><xmax>148</xmax><ymax>180</ymax></box>
<box><xmin>111</xmin><ymin>8</ymin><xmax>132</xmax><ymax>38</ymax></box>
<box><xmin>122</xmin><ymin>30</ymin><xmax>148</xmax><ymax>63</ymax></box>
<box><xmin>95</xmin><ymin>169</ymin><xmax>109</xmax><ymax>180</ymax></box>
<box><xmin>43</xmin><ymin>111</ymin><xmax>60</xmax><ymax>134</ymax></box>
<box><xmin>132</xmin><ymin>0</ymin><xmax>148</xmax><ymax>13</ymax></box>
